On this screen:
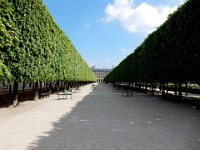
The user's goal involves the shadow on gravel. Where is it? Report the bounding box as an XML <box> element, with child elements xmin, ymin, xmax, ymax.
<box><xmin>28</xmin><ymin>84</ymin><xmax>200</xmax><ymax>150</ymax></box>
<box><xmin>0</xmin><ymin>89</ymin><xmax>58</xmax><ymax>108</ymax></box>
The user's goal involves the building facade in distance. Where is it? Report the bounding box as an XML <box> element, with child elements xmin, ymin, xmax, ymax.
<box><xmin>91</xmin><ymin>67</ymin><xmax>112</xmax><ymax>83</ymax></box>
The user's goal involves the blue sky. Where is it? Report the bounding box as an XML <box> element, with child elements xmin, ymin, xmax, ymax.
<box><xmin>43</xmin><ymin>0</ymin><xmax>185</xmax><ymax>69</ymax></box>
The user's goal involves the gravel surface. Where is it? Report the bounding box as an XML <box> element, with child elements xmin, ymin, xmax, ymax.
<box><xmin>0</xmin><ymin>83</ymin><xmax>199</xmax><ymax>150</ymax></box>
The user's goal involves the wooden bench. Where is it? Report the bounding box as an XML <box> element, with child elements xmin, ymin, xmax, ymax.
<box><xmin>57</xmin><ymin>90</ymin><xmax>72</xmax><ymax>99</ymax></box>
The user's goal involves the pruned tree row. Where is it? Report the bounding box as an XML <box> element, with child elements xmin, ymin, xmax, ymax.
<box><xmin>0</xmin><ymin>0</ymin><xmax>96</xmax><ymax>103</ymax></box>
<box><xmin>105</xmin><ymin>0</ymin><xmax>200</xmax><ymax>98</ymax></box>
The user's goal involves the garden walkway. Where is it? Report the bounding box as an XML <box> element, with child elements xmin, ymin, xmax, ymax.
<box><xmin>0</xmin><ymin>83</ymin><xmax>199</xmax><ymax>150</ymax></box>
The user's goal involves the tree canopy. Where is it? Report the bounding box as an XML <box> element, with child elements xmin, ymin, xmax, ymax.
<box><xmin>0</xmin><ymin>0</ymin><xmax>96</xmax><ymax>83</ymax></box>
<box><xmin>105</xmin><ymin>0</ymin><xmax>200</xmax><ymax>86</ymax></box>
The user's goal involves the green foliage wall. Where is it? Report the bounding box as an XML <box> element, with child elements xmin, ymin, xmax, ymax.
<box><xmin>0</xmin><ymin>60</ymin><xmax>11</xmax><ymax>82</ymax></box>
<box><xmin>105</xmin><ymin>0</ymin><xmax>200</xmax><ymax>84</ymax></box>
<box><xmin>0</xmin><ymin>0</ymin><xmax>96</xmax><ymax>83</ymax></box>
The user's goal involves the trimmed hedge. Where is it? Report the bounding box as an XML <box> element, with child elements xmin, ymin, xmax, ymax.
<box><xmin>105</xmin><ymin>0</ymin><xmax>200</xmax><ymax>96</ymax></box>
<box><xmin>0</xmin><ymin>0</ymin><xmax>96</xmax><ymax>83</ymax></box>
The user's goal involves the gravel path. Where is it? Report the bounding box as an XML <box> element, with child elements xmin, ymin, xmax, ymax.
<box><xmin>0</xmin><ymin>83</ymin><xmax>200</xmax><ymax>150</ymax></box>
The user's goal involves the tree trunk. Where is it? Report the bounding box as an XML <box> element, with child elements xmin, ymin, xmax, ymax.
<box><xmin>13</xmin><ymin>82</ymin><xmax>18</xmax><ymax>107</ymax></box>
<box><xmin>162</xmin><ymin>83</ymin><xmax>165</xmax><ymax>96</ymax></box>
<box><xmin>39</xmin><ymin>81</ymin><xmax>42</xmax><ymax>93</ymax></box>
<box><xmin>9</xmin><ymin>84</ymin><xmax>12</xmax><ymax>94</ymax></box>
<box><xmin>34</xmin><ymin>82</ymin><xmax>39</xmax><ymax>101</ymax></box>
<box><xmin>62</xmin><ymin>81</ymin><xmax>64</xmax><ymax>88</ymax></box>
<box><xmin>22</xmin><ymin>82</ymin><xmax>25</xmax><ymax>93</ymax></box>
<box><xmin>152</xmin><ymin>82</ymin><xmax>154</xmax><ymax>96</ymax></box>
<box><xmin>185</xmin><ymin>83</ymin><xmax>188</xmax><ymax>95</ymax></box>
<box><xmin>150</xmin><ymin>82</ymin><xmax>152</xmax><ymax>91</ymax></box>
<box><xmin>64</xmin><ymin>82</ymin><xmax>67</xmax><ymax>91</ymax></box>
<box><xmin>178</xmin><ymin>82</ymin><xmax>182</xmax><ymax>99</ymax></box>
<box><xmin>57</xmin><ymin>81</ymin><xmax>60</xmax><ymax>93</ymax></box>
<box><xmin>159</xmin><ymin>82</ymin><xmax>162</xmax><ymax>91</ymax></box>
<box><xmin>140</xmin><ymin>82</ymin><xmax>142</xmax><ymax>89</ymax></box>
<box><xmin>174</xmin><ymin>83</ymin><xmax>177</xmax><ymax>96</ymax></box>
<box><xmin>166</xmin><ymin>83</ymin><xmax>168</xmax><ymax>94</ymax></box>
<box><xmin>32</xmin><ymin>83</ymin><xmax>35</xmax><ymax>91</ymax></box>
<box><xmin>55</xmin><ymin>82</ymin><xmax>57</xmax><ymax>88</ymax></box>
<box><xmin>144</xmin><ymin>82</ymin><xmax>147</xmax><ymax>94</ymax></box>
<box><xmin>49</xmin><ymin>82</ymin><xmax>52</xmax><ymax>94</ymax></box>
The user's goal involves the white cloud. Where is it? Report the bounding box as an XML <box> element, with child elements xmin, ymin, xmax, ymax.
<box><xmin>102</xmin><ymin>0</ymin><xmax>186</xmax><ymax>33</ymax></box>
<box><xmin>121</xmin><ymin>48</ymin><xmax>129</xmax><ymax>53</ymax></box>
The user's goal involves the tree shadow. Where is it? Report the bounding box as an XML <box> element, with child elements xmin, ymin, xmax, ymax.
<box><xmin>27</xmin><ymin>83</ymin><xmax>200</xmax><ymax>150</ymax></box>
<box><xmin>28</xmin><ymin>84</ymin><xmax>112</xmax><ymax>150</ymax></box>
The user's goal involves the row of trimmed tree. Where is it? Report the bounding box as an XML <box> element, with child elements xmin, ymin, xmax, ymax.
<box><xmin>105</xmin><ymin>0</ymin><xmax>200</xmax><ymax>98</ymax></box>
<box><xmin>0</xmin><ymin>0</ymin><xmax>96</xmax><ymax>103</ymax></box>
